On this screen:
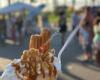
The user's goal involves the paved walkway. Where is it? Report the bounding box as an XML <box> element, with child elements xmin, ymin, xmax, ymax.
<box><xmin>53</xmin><ymin>33</ymin><xmax>100</xmax><ymax>80</ymax></box>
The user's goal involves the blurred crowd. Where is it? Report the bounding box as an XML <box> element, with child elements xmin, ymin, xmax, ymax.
<box><xmin>72</xmin><ymin>7</ymin><xmax>100</xmax><ymax>66</ymax></box>
<box><xmin>55</xmin><ymin>6</ymin><xmax>100</xmax><ymax>66</ymax></box>
<box><xmin>0</xmin><ymin>13</ymin><xmax>42</xmax><ymax>45</ymax></box>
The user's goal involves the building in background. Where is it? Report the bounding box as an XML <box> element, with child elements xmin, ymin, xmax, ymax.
<box><xmin>0</xmin><ymin>0</ymin><xmax>8</xmax><ymax>8</ymax></box>
<box><xmin>0</xmin><ymin>0</ymin><xmax>100</xmax><ymax>12</ymax></box>
<box><xmin>66</xmin><ymin>0</ymin><xmax>100</xmax><ymax>10</ymax></box>
<box><xmin>0</xmin><ymin>0</ymin><xmax>31</xmax><ymax>7</ymax></box>
<box><xmin>39</xmin><ymin>0</ymin><xmax>100</xmax><ymax>12</ymax></box>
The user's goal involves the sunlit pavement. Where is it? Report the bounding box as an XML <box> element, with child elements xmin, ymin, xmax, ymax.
<box><xmin>0</xmin><ymin>25</ymin><xmax>100</xmax><ymax>80</ymax></box>
<box><xmin>0</xmin><ymin>58</ymin><xmax>12</xmax><ymax>72</ymax></box>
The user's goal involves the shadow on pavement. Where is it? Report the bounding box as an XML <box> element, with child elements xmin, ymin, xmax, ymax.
<box><xmin>77</xmin><ymin>60</ymin><xmax>100</xmax><ymax>72</ymax></box>
<box><xmin>0</xmin><ymin>36</ymin><xmax>29</xmax><ymax>60</ymax></box>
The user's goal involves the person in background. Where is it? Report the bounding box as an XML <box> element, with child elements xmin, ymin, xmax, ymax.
<box><xmin>79</xmin><ymin>21</ymin><xmax>92</xmax><ymax>62</ymax></box>
<box><xmin>15</xmin><ymin>16</ymin><xmax>23</xmax><ymax>45</ymax></box>
<box><xmin>72</xmin><ymin>11</ymin><xmax>80</xmax><ymax>30</ymax></box>
<box><xmin>42</xmin><ymin>14</ymin><xmax>49</xmax><ymax>28</ymax></box>
<box><xmin>79</xmin><ymin>7</ymin><xmax>94</xmax><ymax>62</ymax></box>
<box><xmin>93</xmin><ymin>17</ymin><xmax>100</xmax><ymax>66</ymax></box>
<box><xmin>59</xmin><ymin>12</ymin><xmax>67</xmax><ymax>46</ymax></box>
<box><xmin>85</xmin><ymin>7</ymin><xmax>94</xmax><ymax>42</ymax></box>
<box><xmin>11</xmin><ymin>17</ymin><xmax>16</xmax><ymax>42</ymax></box>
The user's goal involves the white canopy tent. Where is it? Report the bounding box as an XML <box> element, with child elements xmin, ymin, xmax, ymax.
<box><xmin>0</xmin><ymin>2</ymin><xmax>45</xmax><ymax>43</ymax></box>
<box><xmin>0</xmin><ymin>2</ymin><xmax>34</xmax><ymax>14</ymax></box>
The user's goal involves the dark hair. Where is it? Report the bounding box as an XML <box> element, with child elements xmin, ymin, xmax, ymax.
<box><xmin>94</xmin><ymin>17</ymin><xmax>100</xmax><ymax>25</ymax></box>
<box><xmin>96</xmin><ymin>19</ymin><xmax>100</xmax><ymax>25</ymax></box>
<box><xmin>82</xmin><ymin>20</ymin><xmax>89</xmax><ymax>28</ymax></box>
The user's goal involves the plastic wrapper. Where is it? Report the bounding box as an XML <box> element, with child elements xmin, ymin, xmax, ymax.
<box><xmin>54</xmin><ymin>57</ymin><xmax>61</xmax><ymax>72</ymax></box>
<box><xmin>1</xmin><ymin>63</ymin><xmax>20</xmax><ymax>80</ymax></box>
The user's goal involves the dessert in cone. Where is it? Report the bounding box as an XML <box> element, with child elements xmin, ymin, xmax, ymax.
<box><xmin>11</xmin><ymin>29</ymin><xmax>57</xmax><ymax>80</ymax></box>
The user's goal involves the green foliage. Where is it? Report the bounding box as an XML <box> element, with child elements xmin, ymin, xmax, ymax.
<box><xmin>48</xmin><ymin>13</ymin><xmax>59</xmax><ymax>23</ymax></box>
<box><xmin>48</xmin><ymin>10</ymin><xmax>72</xmax><ymax>23</ymax></box>
<box><xmin>42</xmin><ymin>7</ymin><xmax>73</xmax><ymax>24</ymax></box>
<box><xmin>66</xmin><ymin>9</ymin><xmax>73</xmax><ymax>21</ymax></box>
